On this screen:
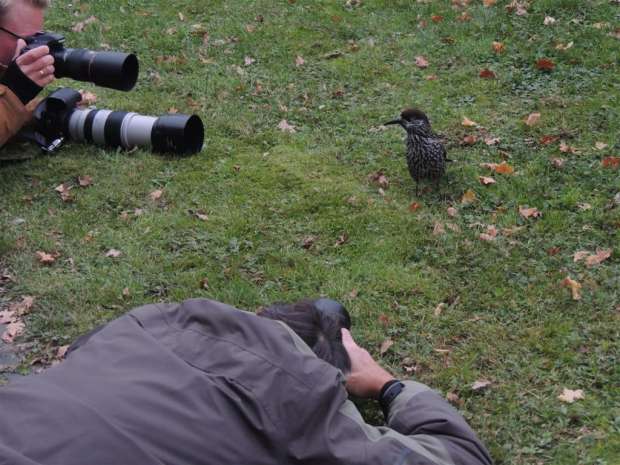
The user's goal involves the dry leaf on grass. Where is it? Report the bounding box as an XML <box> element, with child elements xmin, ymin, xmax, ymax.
<box><xmin>1</xmin><ymin>320</ymin><xmax>25</xmax><ymax>343</ymax></box>
<box><xmin>480</xmin><ymin>162</ymin><xmax>514</xmax><ymax>175</ymax></box>
<box><xmin>536</xmin><ymin>58</ymin><xmax>555</xmax><ymax>71</ymax></box>
<box><xmin>461</xmin><ymin>189</ymin><xmax>476</xmax><ymax>205</ymax></box>
<box><xmin>78</xmin><ymin>175</ymin><xmax>93</xmax><ymax>187</ymax></box>
<box><xmin>9</xmin><ymin>296</ymin><xmax>35</xmax><ymax>316</ymax></box>
<box><xmin>447</xmin><ymin>207</ymin><xmax>458</xmax><ymax>217</ymax></box>
<box><xmin>479</xmin><ymin>176</ymin><xmax>496</xmax><ymax>185</ymax></box>
<box><xmin>380</xmin><ymin>338</ymin><xmax>394</xmax><ymax>355</ymax></box>
<box><xmin>561</xmin><ymin>276</ymin><xmax>582</xmax><ymax>300</ymax></box>
<box><xmin>72</xmin><ymin>15</ymin><xmax>97</xmax><ymax>33</ymax></box>
<box><xmin>149</xmin><ymin>189</ymin><xmax>164</xmax><ymax>201</ymax></box>
<box><xmin>334</xmin><ymin>233</ymin><xmax>349</xmax><ymax>247</ymax></box>
<box><xmin>302</xmin><ymin>235</ymin><xmax>317</xmax><ymax>249</ymax></box>
<box><xmin>415</xmin><ymin>56</ymin><xmax>429</xmax><ymax>68</ymax></box>
<box><xmin>479</xmin><ymin>68</ymin><xmax>496</xmax><ymax>79</ymax></box>
<box><xmin>573</xmin><ymin>251</ymin><xmax>590</xmax><ymax>262</ymax></box>
<box><xmin>492</xmin><ymin>41</ymin><xmax>505</xmax><ymax>53</ymax></box>
<box><xmin>56</xmin><ymin>345</ymin><xmax>69</xmax><ymax>360</ymax></box>
<box><xmin>105</xmin><ymin>249</ymin><xmax>122</xmax><ymax>258</ymax></box>
<box><xmin>479</xmin><ymin>225</ymin><xmax>498</xmax><ymax>241</ymax></box>
<box><xmin>0</xmin><ymin>310</ymin><xmax>15</xmax><ymax>324</ymax></box>
<box><xmin>434</xmin><ymin>302</ymin><xmax>447</xmax><ymax>316</ymax></box>
<box><xmin>368</xmin><ymin>171</ymin><xmax>389</xmax><ymax>189</ymax></box>
<box><xmin>36</xmin><ymin>251</ymin><xmax>58</xmax><ymax>265</ymax></box>
<box><xmin>524</xmin><ymin>112</ymin><xmax>541</xmax><ymax>126</ymax></box>
<box><xmin>585</xmin><ymin>249</ymin><xmax>612</xmax><ymax>267</ymax></box>
<box><xmin>471</xmin><ymin>379</ymin><xmax>492</xmax><ymax>391</ymax></box>
<box><xmin>601</xmin><ymin>157</ymin><xmax>620</xmax><ymax>169</ymax></box>
<box><xmin>558</xmin><ymin>388</ymin><xmax>585</xmax><ymax>403</ymax></box>
<box><xmin>277</xmin><ymin>119</ymin><xmax>297</xmax><ymax>133</ymax></box>
<box><xmin>594</xmin><ymin>142</ymin><xmax>608</xmax><ymax>150</ymax></box>
<box><xmin>461</xmin><ymin>116</ymin><xmax>478</xmax><ymax>127</ymax></box>
<box><xmin>519</xmin><ymin>206</ymin><xmax>542</xmax><ymax>219</ymax></box>
<box><xmin>295</xmin><ymin>55</ymin><xmax>305</xmax><ymax>67</ymax></box>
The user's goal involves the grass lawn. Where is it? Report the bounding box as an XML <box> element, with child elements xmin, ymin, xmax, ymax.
<box><xmin>1</xmin><ymin>0</ymin><xmax>619</xmax><ymax>463</ymax></box>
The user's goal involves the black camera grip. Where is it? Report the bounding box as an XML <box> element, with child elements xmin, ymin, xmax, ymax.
<box><xmin>0</xmin><ymin>60</ymin><xmax>42</xmax><ymax>105</ymax></box>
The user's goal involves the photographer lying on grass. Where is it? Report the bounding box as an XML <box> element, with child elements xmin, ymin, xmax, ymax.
<box><xmin>0</xmin><ymin>0</ymin><xmax>54</xmax><ymax>148</ymax></box>
<box><xmin>0</xmin><ymin>298</ymin><xmax>492</xmax><ymax>464</ymax></box>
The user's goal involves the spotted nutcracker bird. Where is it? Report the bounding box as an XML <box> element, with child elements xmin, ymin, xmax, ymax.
<box><xmin>385</xmin><ymin>108</ymin><xmax>447</xmax><ymax>195</ymax></box>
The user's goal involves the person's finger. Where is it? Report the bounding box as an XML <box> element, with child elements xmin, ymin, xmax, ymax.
<box><xmin>15</xmin><ymin>45</ymin><xmax>50</xmax><ymax>66</ymax></box>
<box><xmin>13</xmin><ymin>39</ymin><xmax>27</xmax><ymax>60</ymax></box>
<box><xmin>341</xmin><ymin>328</ymin><xmax>354</xmax><ymax>346</ymax></box>
<box><xmin>19</xmin><ymin>55</ymin><xmax>54</xmax><ymax>77</ymax></box>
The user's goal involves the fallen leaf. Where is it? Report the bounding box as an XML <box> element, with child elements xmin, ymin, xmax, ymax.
<box><xmin>483</xmin><ymin>0</ymin><xmax>496</xmax><ymax>5</ymax></box>
<box><xmin>544</xmin><ymin>16</ymin><xmax>556</xmax><ymax>25</ymax></box>
<box><xmin>601</xmin><ymin>157</ymin><xmax>620</xmax><ymax>169</ymax></box>
<box><xmin>380</xmin><ymin>338</ymin><xmax>394</xmax><ymax>355</ymax></box>
<box><xmin>481</xmin><ymin>161</ymin><xmax>514</xmax><ymax>175</ymax></box>
<box><xmin>560</xmin><ymin>141</ymin><xmax>579</xmax><ymax>154</ymax></box>
<box><xmin>434</xmin><ymin>302</ymin><xmax>447</xmax><ymax>316</ymax></box>
<box><xmin>334</xmin><ymin>233</ymin><xmax>349</xmax><ymax>247</ymax></box>
<box><xmin>551</xmin><ymin>158</ymin><xmax>565</xmax><ymax>168</ymax></box>
<box><xmin>149</xmin><ymin>189</ymin><xmax>164</xmax><ymax>201</ymax></box>
<box><xmin>433</xmin><ymin>222</ymin><xmax>446</xmax><ymax>236</ymax></box>
<box><xmin>461</xmin><ymin>116</ymin><xmax>478</xmax><ymax>127</ymax></box>
<box><xmin>1</xmin><ymin>320</ymin><xmax>24</xmax><ymax>343</ymax></box>
<box><xmin>540</xmin><ymin>135</ymin><xmax>560</xmax><ymax>145</ymax></box>
<box><xmin>447</xmin><ymin>206</ymin><xmax>458</xmax><ymax>217</ymax></box>
<box><xmin>573</xmin><ymin>251</ymin><xmax>589</xmax><ymax>262</ymax></box>
<box><xmin>243</xmin><ymin>56</ymin><xmax>256</xmax><ymax>66</ymax></box>
<box><xmin>458</xmin><ymin>12</ymin><xmax>472</xmax><ymax>21</ymax></box>
<box><xmin>36</xmin><ymin>251</ymin><xmax>58</xmax><ymax>265</ymax></box>
<box><xmin>9</xmin><ymin>296</ymin><xmax>35</xmax><ymax>316</ymax></box>
<box><xmin>524</xmin><ymin>112</ymin><xmax>541</xmax><ymax>126</ymax></box>
<box><xmin>461</xmin><ymin>189</ymin><xmax>476</xmax><ymax>205</ymax></box>
<box><xmin>577</xmin><ymin>202</ymin><xmax>591</xmax><ymax>211</ymax></box>
<box><xmin>446</xmin><ymin>223</ymin><xmax>460</xmax><ymax>233</ymax></box>
<box><xmin>425</xmin><ymin>74</ymin><xmax>438</xmax><ymax>80</ymax></box>
<box><xmin>277</xmin><ymin>119</ymin><xmax>297</xmax><ymax>133</ymax></box>
<box><xmin>431</xmin><ymin>15</ymin><xmax>444</xmax><ymax>22</ymax></box>
<box><xmin>479</xmin><ymin>176</ymin><xmax>496</xmax><ymax>185</ymax></box>
<box><xmin>415</xmin><ymin>56</ymin><xmax>429</xmax><ymax>68</ymax></box>
<box><xmin>479</xmin><ymin>225</ymin><xmax>498</xmax><ymax>241</ymax></box>
<box><xmin>492</xmin><ymin>41</ymin><xmax>505</xmax><ymax>53</ymax></box>
<box><xmin>484</xmin><ymin>137</ymin><xmax>501</xmax><ymax>145</ymax></box>
<box><xmin>302</xmin><ymin>235</ymin><xmax>317</xmax><ymax>249</ymax></box>
<box><xmin>56</xmin><ymin>345</ymin><xmax>69</xmax><ymax>359</ymax></box>
<box><xmin>54</xmin><ymin>183</ymin><xmax>73</xmax><ymax>202</ymax></box>
<box><xmin>78</xmin><ymin>175</ymin><xmax>93</xmax><ymax>187</ymax></box>
<box><xmin>368</xmin><ymin>172</ymin><xmax>389</xmax><ymax>190</ymax></box>
<box><xmin>595</xmin><ymin>142</ymin><xmax>608</xmax><ymax>150</ymax></box>
<box><xmin>558</xmin><ymin>388</ymin><xmax>585</xmax><ymax>403</ymax></box>
<box><xmin>409</xmin><ymin>202</ymin><xmax>422</xmax><ymax>212</ymax></box>
<box><xmin>506</xmin><ymin>1</ymin><xmax>528</xmax><ymax>16</ymax></box>
<box><xmin>446</xmin><ymin>392</ymin><xmax>461</xmax><ymax>405</ymax></box>
<box><xmin>105</xmin><ymin>249</ymin><xmax>122</xmax><ymax>258</ymax></box>
<box><xmin>555</xmin><ymin>41</ymin><xmax>573</xmax><ymax>51</ymax></box>
<box><xmin>585</xmin><ymin>249</ymin><xmax>612</xmax><ymax>267</ymax></box>
<box><xmin>561</xmin><ymin>276</ymin><xmax>582</xmax><ymax>300</ymax></box>
<box><xmin>348</xmin><ymin>288</ymin><xmax>359</xmax><ymax>299</ymax></box>
<box><xmin>72</xmin><ymin>15</ymin><xmax>97</xmax><ymax>33</ymax></box>
<box><xmin>200</xmin><ymin>277</ymin><xmax>209</xmax><ymax>290</ymax></box>
<box><xmin>178</xmin><ymin>12</ymin><xmax>185</xmax><ymax>21</ymax></box>
<box><xmin>536</xmin><ymin>58</ymin><xmax>555</xmax><ymax>71</ymax></box>
<box><xmin>378</xmin><ymin>314</ymin><xmax>390</xmax><ymax>327</ymax></box>
<box><xmin>78</xmin><ymin>90</ymin><xmax>97</xmax><ymax>107</ymax></box>
<box><xmin>519</xmin><ymin>206</ymin><xmax>542</xmax><ymax>219</ymax></box>
<box><xmin>295</xmin><ymin>55</ymin><xmax>305</xmax><ymax>67</ymax></box>
<box><xmin>547</xmin><ymin>246</ymin><xmax>560</xmax><ymax>256</ymax></box>
<box><xmin>462</xmin><ymin>135</ymin><xmax>478</xmax><ymax>145</ymax></box>
<box><xmin>479</xmin><ymin>68</ymin><xmax>496</xmax><ymax>79</ymax></box>
<box><xmin>122</xmin><ymin>287</ymin><xmax>130</xmax><ymax>297</ymax></box>
<box><xmin>0</xmin><ymin>310</ymin><xmax>15</xmax><ymax>324</ymax></box>
<box><xmin>194</xmin><ymin>210</ymin><xmax>209</xmax><ymax>221</ymax></box>
<box><xmin>471</xmin><ymin>379</ymin><xmax>492</xmax><ymax>391</ymax></box>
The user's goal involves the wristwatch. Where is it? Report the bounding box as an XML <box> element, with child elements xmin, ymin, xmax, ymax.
<box><xmin>379</xmin><ymin>379</ymin><xmax>405</xmax><ymax>418</ymax></box>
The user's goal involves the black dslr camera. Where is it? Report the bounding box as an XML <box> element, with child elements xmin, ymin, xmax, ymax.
<box><xmin>22</xmin><ymin>32</ymin><xmax>139</xmax><ymax>91</ymax></box>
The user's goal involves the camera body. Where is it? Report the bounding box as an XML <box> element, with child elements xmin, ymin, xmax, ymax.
<box><xmin>21</xmin><ymin>31</ymin><xmax>139</xmax><ymax>91</ymax></box>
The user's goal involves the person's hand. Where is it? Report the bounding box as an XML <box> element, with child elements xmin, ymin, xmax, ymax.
<box><xmin>341</xmin><ymin>328</ymin><xmax>395</xmax><ymax>399</ymax></box>
<box><xmin>14</xmin><ymin>40</ymin><xmax>55</xmax><ymax>87</ymax></box>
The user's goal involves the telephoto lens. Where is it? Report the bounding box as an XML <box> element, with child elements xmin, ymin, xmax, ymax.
<box><xmin>66</xmin><ymin>109</ymin><xmax>204</xmax><ymax>154</ymax></box>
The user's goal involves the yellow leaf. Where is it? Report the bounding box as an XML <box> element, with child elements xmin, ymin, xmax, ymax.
<box><xmin>461</xmin><ymin>189</ymin><xmax>477</xmax><ymax>205</ymax></box>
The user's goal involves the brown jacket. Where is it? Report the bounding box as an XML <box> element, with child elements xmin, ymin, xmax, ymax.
<box><xmin>0</xmin><ymin>299</ymin><xmax>493</xmax><ymax>464</ymax></box>
<box><xmin>0</xmin><ymin>83</ymin><xmax>34</xmax><ymax>148</ymax></box>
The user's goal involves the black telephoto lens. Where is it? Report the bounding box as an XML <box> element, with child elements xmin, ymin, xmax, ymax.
<box><xmin>53</xmin><ymin>49</ymin><xmax>139</xmax><ymax>91</ymax></box>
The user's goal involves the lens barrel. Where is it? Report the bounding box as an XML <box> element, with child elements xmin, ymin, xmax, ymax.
<box><xmin>53</xmin><ymin>49</ymin><xmax>139</xmax><ymax>91</ymax></box>
<box><xmin>67</xmin><ymin>108</ymin><xmax>204</xmax><ymax>155</ymax></box>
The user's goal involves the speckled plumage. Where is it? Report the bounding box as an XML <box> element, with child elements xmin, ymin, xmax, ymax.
<box><xmin>385</xmin><ymin>108</ymin><xmax>447</xmax><ymax>195</ymax></box>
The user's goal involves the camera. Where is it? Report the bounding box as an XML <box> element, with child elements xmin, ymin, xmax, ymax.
<box><xmin>22</xmin><ymin>32</ymin><xmax>138</xmax><ymax>91</ymax></box>
<box><xmin>30</xmin><ymin>88</ymin><xmax>204</xmax><ymax>155</ymax></box>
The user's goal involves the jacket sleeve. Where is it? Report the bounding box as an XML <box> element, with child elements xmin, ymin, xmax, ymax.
<box><xmin>0</xmin><ymin>84</ymin><xmax>34</xmax><ymax>148</ymax></box>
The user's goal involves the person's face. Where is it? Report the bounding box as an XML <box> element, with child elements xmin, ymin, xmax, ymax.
<box><xmin>0</xmin><ymin>3</ymin><xmax>45</xmax><ymax>67</ymax></box>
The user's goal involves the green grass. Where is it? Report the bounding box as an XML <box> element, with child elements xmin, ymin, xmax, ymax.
<box><xmin>1</xmin><ymin>1</ymin><xmax>619</xmax><ymax>463</ymax></box>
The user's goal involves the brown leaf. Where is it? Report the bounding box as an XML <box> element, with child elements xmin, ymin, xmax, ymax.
<box><xmin>519</xmin><ymin>206</ymin><xmax>542</xmax><ymax>219</ymax></box>
<box><xmin>573</xmin><ymin>250</ymin><xmax>589</xmax><ymax>262</ymax></box>
<box><xmin>547</xmin><ymin>247</ymin><xmax>561</xmax><ymax>256</ymax></box>
<box><xmin>72</xmin><ymin>15</ymin><xmax>97</xmax><ymax>33</ymax></box>
<box><xmin>334</xmin><ymin>233</ymin><xmax>349</xmax><ymax>247</ymax></box>
<box><xmin>245</xmin><ymin>24</ymin><xmax>256</xmax><ymax>33</ymax></box>
<box><xmin>78</xmin><ymin>175</ymin><xmax>93</xmax><ymax>187</ymax></box>
<box><xmin>446</xmin><ymin>391</ymin><xmax>462</xmax><ymax>405</ymax></box>
<box><xmin>561</xmin><ymin>276</ymin><xmax>582</xmax><ymax>300</ymax></box>
<box><xmin>461</xmin><ymin>116</ymin><xmax>478</xmax><ymax>127</ymax></box>
<box><xmin>461</xmin><ymin>189</ymin><xmax>476</xmax><ymax>205</ymax></box>
<box><xmin>368</xmin><ymin>171</ymin><xmax>389</xmax><ymax>189</ymax></box>
<box><xmin>9</xmin><ymin>296</ymin><xmax>35</xmax><ymax>316</ymax></box>
<box><xmin>200</xmin><ymin>277</ymin><xmax>209</xmax><ymax>290</ymax></box>
<box><xmin>484</xmin><ymin>137</ymin><xmax>501</xmax><ymax>146</ymax></box>
<box><xmin>551</xmin><ymin>158</ymin><xmax>565</xmax><ymax>168</ymax></box>
<box><xmin>492</xmin><ymin>41</ymin><xmax>505</xmax><ymax>53</ymax></box>
<box><xmin>425</xmin><ymin>74</ymin><xmax>438</xmax><ymax>80</ymax></box>
<box><xmin>479</xmin><ymin>176</ymin><xmax>496</xmax><ymax>185</ymax></box>
<box><xmin>302</xmin><ymin>235</ymin><xmax>317</xmax><ymax>249</ymax></box>
<box><xmin>243</xmin><ymin>56</ymin><xmax>256</xmax><ymax>66</ymax></box>
<box><xmin>1</xmin><ymin>320</ymin><xmax>25</xmax><ymax>343</ymax></box>
<box><xmin>536</xmin><ymin>58</ymin><xmax>555</xmax><ymax>71</ymax></box>
<box><xmin>471</xmin><ymin>379</ymin><xmax>492</xmax><ymax>391</ymax></box>
<box><xmin>434</xmin><ymin>302</ymin><xmax>447</xmax><ymax>316</ymax></box>
<box><xmin>601</xmin><ymin>157</ymin><xmax>620</xmax><ymax>169</ymax></box>
<box><xmin>458</xmin><ymin>12</ymin><xmax>472</xmax><ymax>21</ymax></box>
<box><xmin>295</xmin><ymin>55</ymin><xmax>305</xmax><ymax>67</ymax></box>
<box><xmin>585</xmin><ymin>249</ymin><xmax>612</xmax><ymax>267</ymax></box>
<box><xmin>462</xmin><ymin>135</ymin><xmax>478</xmax><ymax>145</ymax></box>
<box><xmin>479</xmin><ymin>68</ymin><xmax>496</xmax><ymax>79</ymax></box>
<box><xmin>433</xmin><ymin>222</ymin><xmax>446</xmax><ymax>236</ymax></box>
<box><xmin>105</xmin><ymin>249</ymin><xmax>122</xmax><ymax>258</ymax></box>
<box><xmin>540</xmin><ymin>135</ymin><xmax>560</xmax><ymax>145</ymax></box>
<box><xmin>0</xmin><ymin>310</ymin><xmax>15</xmax><ymax>324</ymax></box>
<box><xmin>447</xmin><ymin>206</ymin><xmax>458</xmax><ymax>217</ymax></box>
<box><xmin>560</xmin><ymin>141</ymin><xmax>579</xmax><ymax>154</ymax></box>
<box><xmin>56</xmin><ymin>345</ymin><xmax>69</xmax><ymax>360</ymax></box>
<box><xmin>558</xmin><ymin>388</ymin><xmax>585</xmax><ymax>403</ymax></box>
<box><xmin>483</xmin><ymin>0</ymin><xmax>496</xmax><ymax>6</ymax></box>
<box><xmin>348</xmin><ymin>288</ymin><xmax>359</xmax><ymax>299</ymax></box>
<box><xmin>524</xmin><ymin>112</ymin><xmax>541</xmax><ymax>126</ymax></box>
<box><xmin>149</xmin><ymin>189</ymin><xmax>164</xmax><ymax>201</ymax></box>
<box><xmin>409</xmin><ymin>202</ymin><xmax>422</xmax><ymax>212</ymax></box>
<box><xmin>481</xmin><ymin>162</ymin><xmax>514</xmax><ymax>175</ymax></box>
<box><xmin>36</xmin><ymin>251</ymin><xmax>58</xmax><ymax>265</ymax></box>
<box><xmin>380</xmin><ymin>338</ymin><xmax>394</xmax><ymax>355</ymax></box>
<box><xmin>54</xmin><ymin>183</ymin><xmax>74</xmax><ymax>202</ymax></box>
<box><xmin>378</xmin><ymin>314</ymin><xmax>390</xmax><ymax>327</ymax></box>
<box><xmin>431</xmin><ymin>15</ymin><xmax>444</xmax><ymax>23</ymax></box>
<box><xmin>415</xmin><ymin>56</ymin><xmax>429</xmax><ymax>68</ymax></box>
<box><xmin>78</xmin><ymin>90</ymin><xmax>98</xmax><ymax>107</ymax></box>
<box><xmin>277</xmin><ymin>119</ymin><xmax>297</xmax><ymax>133</ymax></box>
<box><xmin>479</xmin><ymin>225</ymin><xmax>498</xmax><ymax>241</ymax></box>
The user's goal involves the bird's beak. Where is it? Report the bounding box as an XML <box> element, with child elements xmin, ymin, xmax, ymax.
<box><xmin>384</xmin><ymin>118</ymin><xmax>403</xmax><ymax>127</ymax></box>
